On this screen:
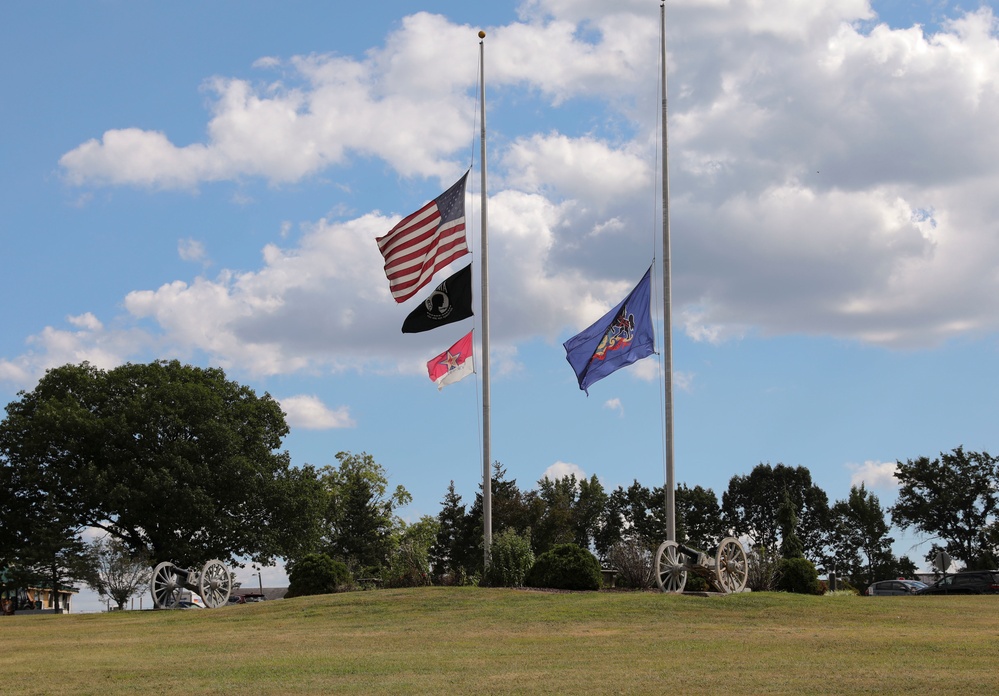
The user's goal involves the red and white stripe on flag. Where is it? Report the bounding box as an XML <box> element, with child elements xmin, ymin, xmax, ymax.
<box><xmin>376</xmin><ymin>173</ymin><xmax>469</xmax><ymax>303</ymax></box>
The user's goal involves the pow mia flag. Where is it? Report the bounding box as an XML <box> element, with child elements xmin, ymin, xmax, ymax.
<box><xmin>401</xmin><ymin>263</ymin><xmax>474</xmax><ymax>333</ymax></box>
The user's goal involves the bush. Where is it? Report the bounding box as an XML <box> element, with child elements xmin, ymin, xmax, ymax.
<box><xmin>776</xmin><ymin>557</ymin><xmax>823</xmax><ymax>595</ymax></box>
<box><xmin>382</xmin><ymin>542</ymin><xmax>431</xmax><ymax>588</ymax></box>
<box><xmin>484</xmin><ymin>528</ymin><xmax>535</xmax><ymax>587</ymax></box>
<box><xmin>285</xmin><ymin>553</ymin><xmax>351</xmax><ymax>598</ymax></box>
<box><xmin>605</xmin><ymin>540</ymin><xmax>654</xmax><ymax>589</ymax></box>
<box><xmin>746</xmin><ymin>545</ymin><xmax>783</xmax><ymax>592</ymax></box>
<box><xmin>526</xmin><ymin>543</ymin><xmax>602</xmax><ymax>591</ymax></box>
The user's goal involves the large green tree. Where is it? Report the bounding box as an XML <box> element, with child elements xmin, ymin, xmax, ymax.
<box><xmin>0</xmin><ymin>360</ymin><xmax>322</xmax><ymax>568</ymax></box>
<box><xmin>891</xmin><ymin>446</ymin><xmax>998</xmax><ymax>568</ymax></box>
<box><xmin>829</xmin><ymin>484</ymin><xmax>904</xmax><ymax>586</ymax></box>
<box><xmin>596</xmin><ymin>481</ymin><xmax>724</xmax><ymax>558</ymax></box>
<box><xmin>675</xmin><ymin>483</ymin><xmax>725</xmax><ymax>551</ymax></box>
<box><xmin>722</xmin><ymin>463</ymin><xmax>830</xmax><ymax>563</ymax></box>
<box><xmin>595</xmin><ymin>481</ymin><xmax>668</xmax><ymax>557</ymax></box>
<box><xmin>526</xmin><ymin>473</ymin><xmax>608</xmax><ymax>555</ymax></box>
<box><xmin>318</xmin><ymin>450</ymin><xmax>411</xmax><ymax>574</ymax></box>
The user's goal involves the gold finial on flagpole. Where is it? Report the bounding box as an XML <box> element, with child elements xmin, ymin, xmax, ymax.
<box><xmin>478</xmin><ymin>30</ymin><xmax>486</xmax><ymax>39</ymax></box>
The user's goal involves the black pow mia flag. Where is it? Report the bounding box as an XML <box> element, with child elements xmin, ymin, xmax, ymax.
<box><xmin>401</xmin><ymin>263</ymin><xmax>474</xmax><ymax>333</ymax></box>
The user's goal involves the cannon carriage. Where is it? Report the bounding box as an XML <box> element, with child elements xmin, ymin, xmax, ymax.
<box><xmin>655</xmin><ymin>536</ymin><xmax>748</xmax><ymax>594</ymax></box>
<box><xmin>150</xmin><ymin>560</ymin><xmax>232</xmax><ymax>609</ymax></box>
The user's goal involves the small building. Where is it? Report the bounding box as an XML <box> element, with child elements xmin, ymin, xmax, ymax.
<box><xmin>1</xmin><ymin>568</ymin><xmax>78</xmax><ymax>615</ymax></box>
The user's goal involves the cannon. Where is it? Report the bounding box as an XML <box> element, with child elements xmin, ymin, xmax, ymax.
<box><xmin>654</xmin><ymin>537</ymin><xmax>748</xmax><ymax>594</ymax></box>
<box><xmin>150</xmin><ymin>560</ymin><xmax>232</xmax><ymax>609</ymax></box>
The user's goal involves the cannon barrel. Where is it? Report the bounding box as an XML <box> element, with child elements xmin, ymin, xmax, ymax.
<box><xmin>677</xmin><ymin>544</ymin><xmax>702</xmax><ymax>561</ymax></box>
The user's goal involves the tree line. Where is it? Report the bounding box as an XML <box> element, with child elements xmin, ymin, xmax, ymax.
<box><xmin>1</xmin><ymin>361</ymin><xmax>996</xmax><ymax>607</ymax></box>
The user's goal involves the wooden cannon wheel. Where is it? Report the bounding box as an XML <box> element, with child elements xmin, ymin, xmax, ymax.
<box><xmin>655</xmin><ymin>540</ymin><xmax>688</xmax><ymax>593</ymax></box>
<box><xmin>198</xmin><ymin>559</ymin><xmax>232</xmax><ymax>608</ymax></box>
<box><xmin>151</xmin><ymin>561</ymin><xmax>182</xmax><ymax>609</ymax></box>
<box><xmin>714</xmin><ymin>537</ymin><xmax>748</xmax><ymax>593</ymax></box>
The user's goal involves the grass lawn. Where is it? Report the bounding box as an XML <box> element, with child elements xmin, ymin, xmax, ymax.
<box><xmin>1</xmin><ymin>587</ymin><xmax>996</xmax><ymax>694</ymax></box>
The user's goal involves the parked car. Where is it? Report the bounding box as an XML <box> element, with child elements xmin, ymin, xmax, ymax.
<box><xmin>866</xmin><ymin>579</ymin><xmax>927</xmax><ymax>596</ymax></box>
<box><xmin>917</xmin><ymin>570</ymin><xmax>999</xmax><ymax>595</ymax></box>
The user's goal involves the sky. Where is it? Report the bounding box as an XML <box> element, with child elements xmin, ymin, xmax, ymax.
<box><xmin>3</xmin><ymin>0</ymin><xmax>999</xmax><ymax>610</ymax></box>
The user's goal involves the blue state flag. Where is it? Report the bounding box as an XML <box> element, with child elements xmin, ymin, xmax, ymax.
<box><xmin>563</xmin><ymin>266</ymin><xmax>655</xmax><ymax>394</ymax></box>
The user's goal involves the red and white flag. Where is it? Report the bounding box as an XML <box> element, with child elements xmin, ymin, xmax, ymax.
<box><xmin>377</xmin><ymin>172</ymin><xmax>469</xmax><ymax>303</ymax></box>
<box><xmin>427</xmin><ymin>330</ymin><xmax>474</xmax><ymax>391</ymax></box>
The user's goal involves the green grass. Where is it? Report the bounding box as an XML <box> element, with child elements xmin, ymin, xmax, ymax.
<box><xmin>2</xmin><ymin>587</ymin><xmax>997</xmax><ymax>694</ymax></box>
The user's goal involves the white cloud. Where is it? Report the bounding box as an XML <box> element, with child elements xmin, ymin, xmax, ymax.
<box><xmin>604</xmin><ymin>397</ymin><xmax>623</xmax><ymax>416</ymax></box>
<box><xmin>279</xmin><ymin>394</ymin><xmax>355</xmax><ymax>430</ymax></box>
<box><xmin>847</xmin><ymin>460</ymin><xmax>899</xmax><ymax>489</ymax></box>
<box><xmin>542</xmin><ymin>460</ymin><xmax>587</xmax><ymax>482</ymax></box>
<box><xmin>673</xmin><ymin>371</ymin><xmax>695</xmax><ymax>393</ymax></box>
<box><xmin>178</xmin><ymin>238</ymin><xmax>208</xmax><ymax>264</ymax></box>
<box><xmin>59</xmin><ymin>13</ymin><xmax>481</xmax><ymax>189</ymax></box>
<box><xmin>67</xmin><ymin>312</ymin><xmax>103</xmax><ymax>331</ymax></box>
<box><xmin>17</xmin><ymin>2</ymin><xmax>999</xmax><ymax>384</ymax></box>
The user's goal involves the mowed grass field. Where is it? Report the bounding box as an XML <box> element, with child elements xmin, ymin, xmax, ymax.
<box><xmin>1</xmin><ymin>587</ymin><xmax>996</xmax><ymax>694</ymax></box>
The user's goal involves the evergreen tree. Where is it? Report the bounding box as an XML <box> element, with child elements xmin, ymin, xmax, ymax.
<box><xmin>429</xmin><ymin>481</ymin><xmax>469</xmax><ymax>584</ymax></box>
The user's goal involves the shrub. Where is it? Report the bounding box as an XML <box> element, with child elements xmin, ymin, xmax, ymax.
<box><xmin>526</xmin><ymin>543</ymin><xmax>602</xmax><ymax>591</ymax></box>
<box><xmin>285</xmin><ymin>553</ymin><xmax>351</xmax><ymax>598</ymax></box>
<box><xmin>484</xmin><ymin>528</ymin><xmax>535</xmax><ymax>587</ymax></box>
<box><xmin>776</xmin><ymin>557</ymin><xmax>823</xmax><ymax>595</ymax></box>
<box><xmin>605</xmin><ymin>540</ymin><xmax>654</xmax><ymax>589</ymax></box>
<box><xmin>835</xmin><ymin>577</ymin><xmax>860</xmax><ymax>595</ymax></box>
<box><xmin>746</xmin><ymin>545</ymin><xmax>783</xmax><ymax>592</ymax></box>
<box><xmin>383</xmin><ymin>542</ymin><xmax>431</xmax><ymax>588</ymax></box>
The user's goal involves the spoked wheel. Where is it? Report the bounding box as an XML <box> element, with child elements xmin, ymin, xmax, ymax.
<box><xmin>655</xmin><ymin>541</ymin><xmax>687</xmax><ymax>593</ymax></box>
<box><xmin>151</xmin><ymin>562</ymin><xmax>182</xmax><ymax>609</ymax></box>
<box><xmin>714</xmin><ymin>537</ymin><xmax>748</xmax><ymax>593</ymax></box>
<box><xmin>198</xmin><ymin>559</ymin><xmax>232</xmax><ymax>608</ymax></box>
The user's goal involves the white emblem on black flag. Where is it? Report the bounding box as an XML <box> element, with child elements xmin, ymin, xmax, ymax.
<box><xmin>401</xmin><ymin>263</ymin><xmax>474</xmax><ymax>333</ymax></box>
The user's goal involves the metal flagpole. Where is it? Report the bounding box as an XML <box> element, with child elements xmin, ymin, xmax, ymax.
<box><xmin>478</xmin><ymin>30</ymin><xmax>492</xmax><ymax>569</ymax></box>
<box><xmin>661</xmin><ymin>3</ymin><xmax>676</xmax><ymax>543</ymax></box>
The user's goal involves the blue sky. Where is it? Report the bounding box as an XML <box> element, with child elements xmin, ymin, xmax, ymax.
<box><xmin>3</xmin><ymin>0</ymin><xmax>999</xmax><ymax>609</ymax></box>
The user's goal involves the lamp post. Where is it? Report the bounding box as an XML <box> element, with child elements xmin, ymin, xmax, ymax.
<box><xmin>253</xmin><ymin>571</ymin><xmax>263</xmax><ymax>594</ymax></box>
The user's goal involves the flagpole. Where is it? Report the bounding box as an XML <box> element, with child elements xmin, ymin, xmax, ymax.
<box><xmin>478</xmin><ymin>30</ymin><xmax>493</xmax><ymax>569</ymax></box>
<box><xmin>661</xmin><ymin>3</ymin><xmax>676</xmax><ymax>543</ymax></box>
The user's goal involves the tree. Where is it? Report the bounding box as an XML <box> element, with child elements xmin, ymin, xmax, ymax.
<box><xmin>675</xmin><ymin>484</ymin><xmax>725</xmax><ymax>551</ymax></box>
<box><xmin>722</xmin><ymin>463</ymin><xmax>830</xmax><ymax>563</ymax></box>
<box><xmin>777</xmin><ymin>490</ymin><xmax>805</xmax><ymax>559</ymax></box>
<box><xmin>0</xmin><ymin>360</ymin><xmax>323</xmax><ymax>568</ymax></box>
<box><xmin>429</xmin><ymin>481</ymin><xmax>473</xmax><ymax>584</ymax></box>
<box><xmin>891</xmin><ymin>447</ymin><xmax>998</xmax><ymax>568</ymax></box>
<box><xmin>463</xmin><ymin>463</ymin><xmax>532</xmax><ymax>576</ymax></box>
<box><xmin>595</xmin><ymin>481</ymin><xmax>667</xmax><ymax>558</ymax></box>
<box><xmin>527</xmin><ymin>474</ymin><xmax>607</xmax><ymax>555</ymax></box>
<box><xmin>88</xmin><ymin>535</ymin><xmax>150</xmax><ymax>610</ymax></box>
<box><xmin>383</xmin><ymin>515</ymin><xmax>438</xmax><ymax>588</ymax></box>
<box><xmin>1</xmin><ymin>450</ymin><xmax>99</xmax><ymax>612</ymax></box>
<box><xmin>829</xmin><ymin>484</ymin><xmax>899</xmax><ymax>586</ymax></box>
<box><xmin>318</xmin><ymin>451</ymin><xmax>411</xmax><ymax>574</ymax></box>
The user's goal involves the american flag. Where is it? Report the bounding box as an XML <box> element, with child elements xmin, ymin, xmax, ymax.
<box><xmin>376</xmin><ymin>172</ymin><xmax>470</xmax><ymax>303</ymax></box>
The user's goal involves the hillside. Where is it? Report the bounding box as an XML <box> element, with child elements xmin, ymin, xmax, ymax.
<box><xmin>1</xmin><ymin>587</ymin><xmax>995</xmax><ymax>694</ymax></box>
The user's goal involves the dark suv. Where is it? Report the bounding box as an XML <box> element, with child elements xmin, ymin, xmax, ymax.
<box><xmin>917</xmin><ymin>570</ymin><xmax>999</xmax><ymax>595</ymax></box>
